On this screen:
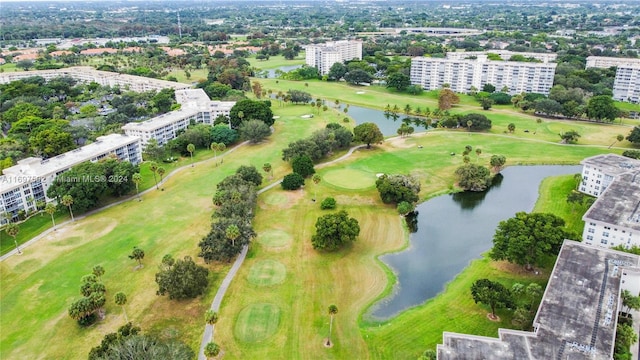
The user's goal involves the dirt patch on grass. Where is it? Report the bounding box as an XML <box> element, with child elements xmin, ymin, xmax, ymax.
<box><xmin>492</xmin><ymin>261</ymin><xmax>548</xmax><ymax>279</ymax></box>
<box><xmin>259</xmin><ymin>189</ymin><xmax>305</xmax><ymax>210</ymax></box>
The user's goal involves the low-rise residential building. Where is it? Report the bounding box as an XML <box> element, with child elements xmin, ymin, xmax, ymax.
<box><xmin>579</xmin><ymin>154</ymin><xmax>638</xmax><ymax>197</ymax></box>
<box><xmin>0</xmin><ymin>134</ymin><xmax>142</xmax><ymax>221</ymax></box>
<box><xmin>438</xmin><ymin>240</ymin><xmax>640</xmax><ymax>359</ymax></box>
<box><xmin>585</xmin><ymin>56</ymin><xmax>640</xmax><ymax>69</ymax></box>
<box><xmin>410</xmin><ymin>55</ymin><xmax>557</xmax><ymax>95</ymax></box>
<box><xmin>579</xmin><ymin>154</ymin><xmax>640</xmax><ymax>249</ymax></box>
<box><xmin>122</xmin><ymin>89</ymin><xmax>235</xmax><ymax>146</ymax></box>
<box><xmin>305</xmin><ymin>40</ymin><xmax>363</xmax><ymax>75</ymax></box>
<box><xmin>0</xmin><ymin>67</ymin><xmax>191</xmax><ymax>92</ymax></box>
<box><xmin>445</xmin><ymin>50</ymin><xmax>557</xmax><ymax>63</ymax></box>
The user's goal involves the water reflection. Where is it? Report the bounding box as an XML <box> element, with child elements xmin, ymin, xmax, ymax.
<box><xmin>451</xmin><ymin>173</ymin><xmax>504</xmax><ymax>211</ymax></box>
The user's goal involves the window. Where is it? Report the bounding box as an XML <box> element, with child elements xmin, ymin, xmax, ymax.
<box><xmin>588</xmin><ymin>228</ymin><xmax>595</xmax><ymax>233</ymax></box>
<box><xmin>604</xmin><ymin>226</ymin><xmax>611</xmax><ymax>230</ymax></box>
<box><xmin>587</xmin><ymin>235</ymin><xmax>593</xmax><ymax>240</ymax></box>
<box><xmin>590</xmin><ymin>223</ymin><xmax>596</xmax><ymax>226</ymax></box>
<box><xmin>601</xmin><ymin>239</ymin><xmax>608</xmax><ymax>245</ymax></box>
<box><xmin>603</xmin><ymin>232</ymin><xmax>610</xmax><ymax>237</ymax></box>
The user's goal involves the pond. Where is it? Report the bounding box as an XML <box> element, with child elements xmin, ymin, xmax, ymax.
<box><xmin>260</xmin><ymin>65</ymin><xmax>303</xmax><ymax>78</ymax></box>
<box><xmin>367</xmin><ymin>165</ymin><xmax>582</xmax><ymax>320</ymax></box>
<box><xmin>346</xmin><ymin>105</ymin><xmax>429</xmax><ymax>137</ymax></box>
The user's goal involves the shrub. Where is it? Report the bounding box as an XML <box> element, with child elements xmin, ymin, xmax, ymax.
<box><xmin>320</xmin><ymin>197</ymin><xmax>336</xmax><ymax>210</ymax></box>
<box><xmin>281</xmin><ymin>173</ymin><xmax>305</xmax><ymax>190</ymax></box>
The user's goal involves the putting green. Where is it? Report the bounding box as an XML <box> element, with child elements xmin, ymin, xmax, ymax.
<box><xmin>323</xmin><ymin>168</ymin><xmax>377</xmax><ymax>189</ymax></box>
<box><xmin>257</xmin><ymin>229</ymin><xmax>292</xmax><ymax>248</ymax></box>
<box><xmin>234</xmin><ymin>303</ymin><xmax>281</xmax><ymax>343</ymax></box>
<box><xmin>263</xmin><ymin>192</ymin><xmax>288</xmax><ymax>206</ymax></box>
<box><xmin>247</xmin><ymin>260</ymin><xmax>286</xmax><ymax>286</ymax></box>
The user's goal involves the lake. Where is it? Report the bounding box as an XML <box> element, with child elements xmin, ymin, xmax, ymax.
<box><xmin>347</xmin><ymin>105</ymin><xmax>429</xmax><ymax>137</ymax></box>
<box><xmin>367</xmin><ymin>165</ymin><xmax>582</xmax><ymax>320</ymax></box>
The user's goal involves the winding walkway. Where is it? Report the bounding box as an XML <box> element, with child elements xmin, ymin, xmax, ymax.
<box><xmin>197</xmin><ymin>144</ymin><xmax>366</xmax><ymax>359</ymax></box>
<box><xmin>0</xmin><ymin>141</ymin><xmax>249</xmax><ymax>262</ymax></box>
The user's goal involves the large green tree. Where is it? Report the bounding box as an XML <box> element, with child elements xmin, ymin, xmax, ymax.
<box><xmin>375</xmin><ymin>174</ymin><xmax>421</xmax><ymax>204</ymax></box>
<box><xmin>455</xmin><ymin>164</ymin><xmax>492</xmax><ymax>192</ymax></box>
<box><xmin>291</xmin><ymin>155</ymin><xmax>315</xmax><ymax>178</ymax></box>
<box><xmin>239</xmin><ymin>119</ymin><xmax>271</xmax><ymax>143</ymax></box>
<box><xmin>229</xmin><ymin>99</ymin><xmax>274</xmax><ymax>128</ymax></box>
<box><xmin>626</xmin><ymin>126</ymin><xmax>640</xmax><ymax>146</ymax></box>
<box><xmin>353</xmin><ymin>122</ymin><xmax>383</xmax><ymax>149</ymax></box>
<box><xmin>156</xmin><ymin>255</ymin><xmax>209</xmax><ymax>300</ymax></box>
<box><xmin>490</xmin><ymin>212</ymin><xmax>577</xmax><ymax>270</ymax></box>
<box><xmin>386</xmin><ymin>72</ymin><xmax>411</xmax><ymax>91</ymax></box>
<box><xmin>470</xmin><ymin>279</ymin><xmax>514</xmax><ymax>319</ymax></box>
<box><xmin>311</xmin><ymin>210</ymin><xmax>360</xmax><ymax>251</ymax></box>
<box><xmin>586</xmin><ymin>95</ymin><xmax>618</xmax><ymax>122</ymax></box>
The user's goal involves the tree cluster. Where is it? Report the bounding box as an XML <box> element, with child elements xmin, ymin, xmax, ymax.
<box><xmin>155</xmin><ymin>254</ymin><xmax>209</xmax><ymax>300</ymax></box>
<box><xmin>199</xmin><ymin>166</ymin><xmax>260</xmax><ymax>262</ymax></box>
<box><xmin>490</xmin><ymin>212</ymin><xmax>578</xmax><ymax>271</ymax></box>
<box><xmin>229</xmin><ymin>99</ymin><xmax>274</xmax><ymax>129</ymax></box>
<box><xmin>353</xmin><ymin>122</ymin><xmax>384</xmax><ymax>149</ymax></box>
<box><xmin>68</xmin><ymin>271</ymin><xmax>107</xmax><ymax>326</ymax></box>
<box><xmin>282</xmin><ymin>123</ymin><xmax>353</xmax><ymax>162</ymax></box>
<box><xmin>311</xmin><ymin>210</ymin><xmax>360</xmax><ymax>251</ymax></box>
<box><xmin>375</xmin><ymin>174</ymin><xmax>421</xmax><ymax>205</ymax></box>
<box><xmin>455</xmin><ymin>163</ymin><xmax>492</xmax><ymax>192</ymax></box>
<box><xmin>470</xmin><ymin>278</ymin><xmax>514</xmax><ymax>319</ymax></box>
<box><xmin>88</xmin><ymin>322</ymin><xmax>194</xmax><ymax>360</ymax></box>
<box><xmin>47</xmin><ymin>158</ymin><xmax>138</xmax><ymax>214</ymax></box>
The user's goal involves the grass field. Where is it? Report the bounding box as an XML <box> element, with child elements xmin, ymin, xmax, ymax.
<box><xmin>0</xmin><ymin>104</ymin><xmax>336</xmax><ymax>359</ymax></box>
<box><xmin>247</xmin><ymin>54</ymin><xmax>306</xmax><ymax>70</ymax></box>
<box><xmin>0</xmin><ymin>84</ymin><xmax>621</xmax><ymax>360</ymax></box>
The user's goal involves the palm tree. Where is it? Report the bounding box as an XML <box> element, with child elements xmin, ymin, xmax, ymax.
<box><xmin>204</xmin><ymin>342</ymin><xmax>220</xmax><ymax>359</ymax></box>
<box><xmin>312</xmin><ymin>174</ymin><xmax>321</xmax><ymax>201</ymax></box>
<box><xmin>609</xmin><ymin>134</ymin><xmax>624</xmax><ymax>149</ymax></box>
<box><xmin>475</xmin><ymin>148</ymin><xmax>482</xmax><ymax>161</ymax></box>
<box><xmin>225</xmin><ymin>224</ymin><xmax>240</xmax><ymax>247</ymax></box>
<box><xmin>114</xmin><ymin>292</ymin><xmax>128</xmax><ymax>322</ymax></box>
<box><xmin>92</xmin><ymin>265</ymin><xmax>105</xmax><ymax>280</ymax></box>
<box><xmin>61</xmin><ymin>195</ymin><xmax>74</xmax><ymax>222</ymax></box>
<box><xmin>187</xmin><ymin>143</ymin><xmax>195</xmax><ymax>166</ymax></box>
<box><xmin>237</xmin><ymin>111</ymin><xmax>245</xmax><ymax>128</ymax></box>
<box><xmin>157</xmin><ymin>167</ymin><xmax>166</xmax><ymax>187</ymax></box>
<box><xmin>148</xmin><ymin>161</ymin><xmax>159</xmax><ymax>190</ymax></box>
<box><xmin>467</xmin><ymin>120</ymin><xmax>473</xmax><ymax>132</ymax></box>
<box><xmin>211</xmin><ymin>142</ymin><xmax>225</xmax><ymax>164</ymax></box>
<box><xmin>327</xmin><ymin>304</ymin><xmax>338</xmax><ymax>346</ymax></box>
<box><xmin>129</xmin><ymin>247</ymin><xmax>145</xmax><ymax>267</ymax></box>
<box><xmin>262</xmin><ymin>163</ymin><xmax>272</xmax><ymax>180</ymax></box>
<box><xmin>44</xmin><ymin>203</ymin><xmax>57</xmax><ymax>229</ymax></box>
<box><xmin>6</xmin><ymin>222</ymin><xmax>20</xmax><ymax>254</ymax></box>
<box><xmin>205</xmin><ymin>309</ymin><xmax>219</xmax><ymax>327</ymax></box>
<box><xmin>132</xmin><ymin>173</ymin><xmax>142</xmax><ymax>200</ymax></box>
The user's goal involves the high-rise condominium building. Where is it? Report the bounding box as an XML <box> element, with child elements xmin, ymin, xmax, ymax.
<box><xmin>612</xmin><ymin>65</ymin><xmax>640</xmax><ymax>103</ymax></box>
<box><xmin>305</xmin><ymin>40</ymin><xmax>363</xmax><ymax>75</ymax></box>
<box><xmin>410</xmin><ymin>54</ymin><xmax>557</xmax><ymax>95</ymax></box>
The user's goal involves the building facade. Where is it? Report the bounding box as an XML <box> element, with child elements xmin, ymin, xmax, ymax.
<box><xmin>579</xmin><ymin>154</ymin><xmax>640</xmax><ymax>249</ymax></box>
<box><xmin>410</xmin><ymin>55</ymin><xmax>557</xmax><ymax>95</ymax></box>
<box><xmin>0</xmin><ymin>67</ymin><xmax>191</xmax><ymax>92</ymax></box>
<box><xmin>438</xmin><ymin>241</ymin><xmax>640</xmax><ymax>360</ymax></box>
<box><xmin>0</xmin><ymin>134</ymin><xmax>142</xmax><ymax>221</ymax></box>
<box><xmin>612</xmin><ymin>65</ymin><xmax>640</xmax><ymax>103</ymax></box>
<box><xmin>122</xmin><ymin>89</ymin><xmax>235</xmax><ymax>146</ymax></box>
<box><xmin>585</xmin><ymin>56</ymin><xmax>640</xmax><ymax>69</ymax></box>
<box><xmin>445</xmin><ymin>50</ymin><xmax>557</xmax><ymax>63</ymax></box>
<box><xmin>305</xmin><ymin>40</ymin><xmax>363</xmax><ymax>75</ymax></box>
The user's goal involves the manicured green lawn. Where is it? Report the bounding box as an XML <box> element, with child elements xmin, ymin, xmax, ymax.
<box><xmin>0</xmin><ymin>104</ymin><xmax>334</xmax><ymax>359</ymax></box>
<box><xmin>0</xmin><ymin>83</ymin><xmax>620</xmax><ymax>360</ymax></box>
<box><xmin>0</xmin><ymin>211</ymin><xmax>69</xmax><ymax>255</ymax></box>
<box><xmin>247</xmin><ymin>54</ymin><xmax>306</xmax><ymax>70</ymax></box>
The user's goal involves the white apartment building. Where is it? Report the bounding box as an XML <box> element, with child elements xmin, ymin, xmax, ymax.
<box><xmin>0</xmin><ymin>134</ymin><xmax>142</xmax><ymax>221</ymax></box>
<box><xmin>410</xmin><ymin>55</ymin><xmax>557</xmax><ymax>95</ymax></box>
<box><xmin>585</xmin><ymin>56</ymin><xmax>640</xmax><ymax>69</ymax></box>
<box><xmin>0</xmin><ymin>67</ymin><xmax>191</xmax><ymax>92</ymax></box>
<box><xmin>305</xmin><ymin>40</ymin><xmax>363</xmax><ymax>75</ymax></box>
<box><xmin>579</xmin><ymin>154</ymin><xmax>640</xmax><ymax>249</ymax></box>
<box><xmin>122</xmin><ymin>89</ymin><xmax>235</xmax><ymax>146</ymax></box>
<box><xmin>612</xmin><ymin>65</ymin><xmax>640</xmax><ymax>103</ymax></box>
<box><xmin>445</xmin><ymin>50</ymin><xmax>557</xmax><ymax>63</ymax></box>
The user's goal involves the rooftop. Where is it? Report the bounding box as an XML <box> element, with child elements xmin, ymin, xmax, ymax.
<box><xmin>584</xmin><ymin>172</ymin><xmax>640</xmax><ymax>231</ymax></box>
<box><xmin>0</xmin><ymin>134</ymin><xmax>140</xmax><ymax>191</ymax></box>
<box><xmin>581</xmin><ymin>154</ymin><xmax>640</xmax><ymax>175</ymax></box>
<box><xmin>121</xmin><ymin>107</ymin><xmax>200</xmax><ymax>132</ymax></box>
<box><xmin>438</xmin><ymin>241</ymin><xmax>640</xmax><ymax>360</ymax></box>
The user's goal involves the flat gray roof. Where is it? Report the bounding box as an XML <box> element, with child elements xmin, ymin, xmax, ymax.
<box><xmin>121</xmin><ymin>107</ymin><xmax>199</xmax><ymax>132</ymax></box>
<box><xmin>584</xmin><ymin>172</ymin><xmax>640</xmax><ymax>231</ymax></box>
<box><xmin>581</xmin><ymin>154</ymin><xmax>640</xmax><ymax>176</ymax></box>
<box><xmin>0</xmin><ymin>134</ymin><xmax>140</xmax><ymax>191</ymax></box>
<box><xmin>438</xmin><ymin>241</ymin><xmax>640</xmax><ymax>360</ymax></box>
